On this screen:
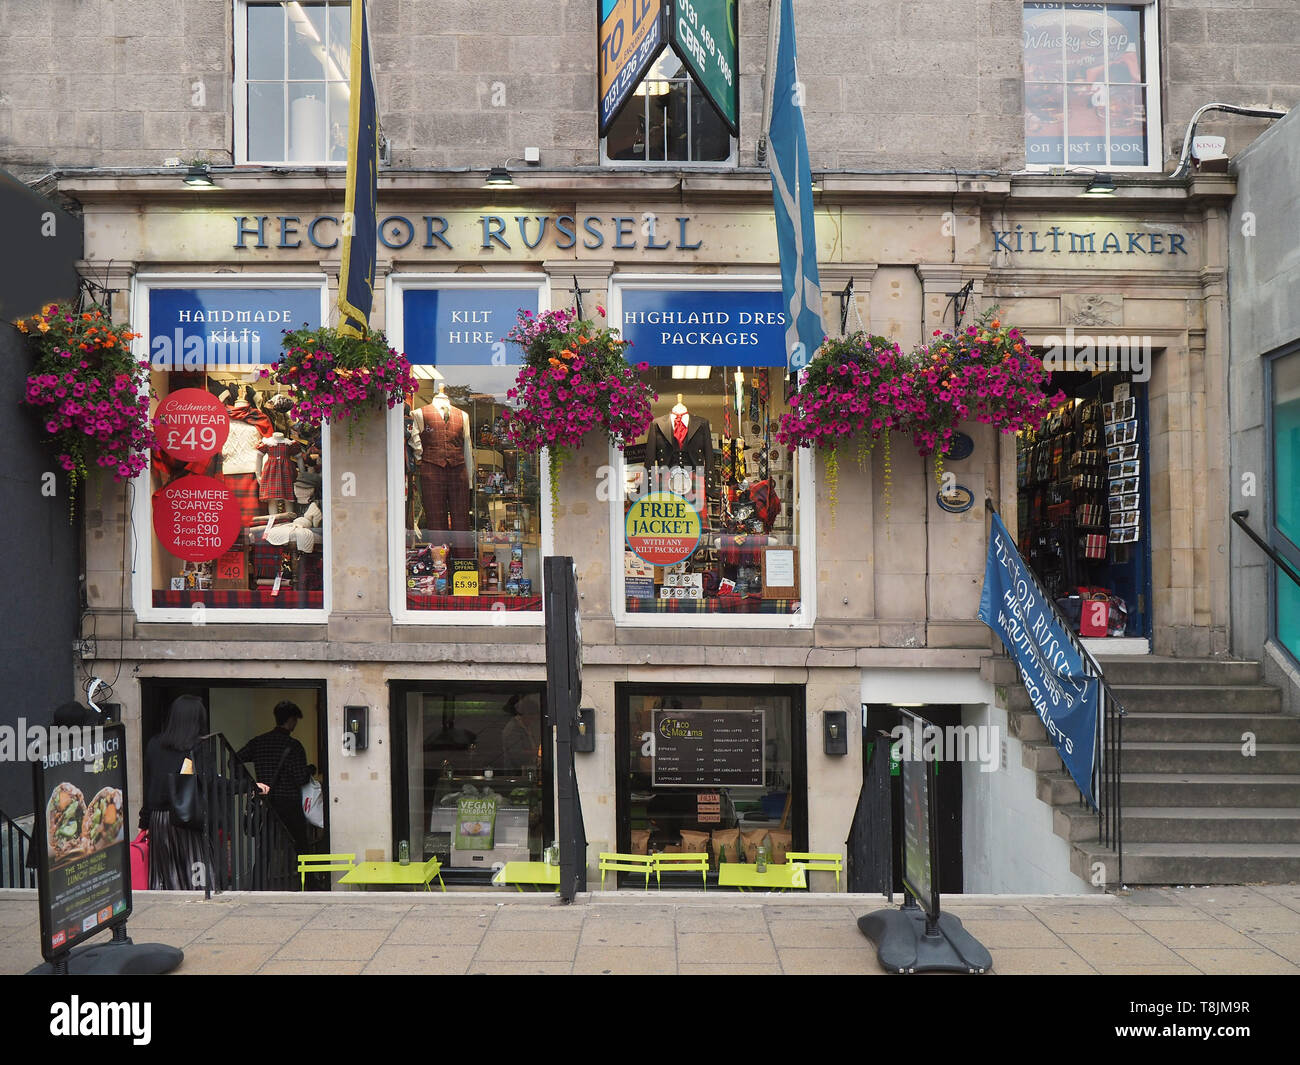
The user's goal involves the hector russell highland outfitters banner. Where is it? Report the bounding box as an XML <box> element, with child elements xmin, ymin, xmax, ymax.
<box><xmin>979</xmin><ymin>511</ymin><xmax>1099</xmax><ymax>808</ymax></box>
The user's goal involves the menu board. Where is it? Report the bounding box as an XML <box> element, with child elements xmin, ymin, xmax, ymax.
<box><xmin>652</xmin><ymin>709</ymin><xmax>764</xmax><ymax>788</ymax></box>
<box><xmin>32</xmin><ymin>722</ymin><xmax>131</xmax><ymax>960</ymax></box>
<box><xmin>899</xmin><ymin>719</ymin><xmax>938</xmax><ymax>918</ymax></box>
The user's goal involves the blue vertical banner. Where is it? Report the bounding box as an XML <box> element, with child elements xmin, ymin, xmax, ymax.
<box><xmin>765</xmin><ymin>0</ymin><xmax>824</xmax><ymax>373</ymax></box>
<box><xmin>979</xmin><ymin>511</ymin><xmax>1100</xmax><ymax>808</ymax></box>
<box><xmin>338</xmin><ymin>0</ymin><xmax>379</xmax><ymax>337</ymax></box>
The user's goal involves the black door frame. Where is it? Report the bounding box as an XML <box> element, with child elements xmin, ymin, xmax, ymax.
<box><xmin>388</xmin><ymin>679</ymin><xmax>553</xmax><ymax>886</ymax></box>
<box><xmin>614</xmin><ymin>682</ymin><xmax>808</xmax><ymax>880</ymax></box>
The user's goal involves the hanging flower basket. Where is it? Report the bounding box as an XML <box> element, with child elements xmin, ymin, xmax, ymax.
<box><xmin>777</xmin><ymin>310</ymin><xmax>1064</xmax><ymax>520</ymax></box>
<box><xmin>261</xmin><ymin>325</ymin><xmax>417</xmax><ymax>427</ymax></box>
<box><xmin>16</xmin><ymin>302</ymin><xmax>153</xmax><ymax>515</ymax></box>
<box><xmin>504</xmin><ymin>307</ymin><xmax>657</xmax><ymax>518</ymax></box>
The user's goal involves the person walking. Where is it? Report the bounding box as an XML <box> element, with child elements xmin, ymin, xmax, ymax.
<box><xmin>139</xmin><ymin>695</ymin><xmax>214</xmax><ymax>890</ymax></box>
<box><xmin>237</xmin><ymin>701</ymin><xmax>315</xmax><ymax>860</ymax></box>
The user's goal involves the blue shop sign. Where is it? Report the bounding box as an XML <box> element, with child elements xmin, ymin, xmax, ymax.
<box><xmin>402</xmin><ymin>288</ymin><xmax>540</xmax><ymax>366</ymax></box>
<box><xmin>149</xmin><ymin>287</ymin><xmax>321</xmax><ymax>369</ymax></box>
<box><xmin>619</xmin><ymin>289</ymin><xmax>787</xmax><ymax>367</ymax></box>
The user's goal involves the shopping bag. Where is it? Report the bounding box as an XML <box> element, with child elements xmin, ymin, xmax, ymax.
<box><xmin>302</xmin><ymin>779</ymin><xmax>324</xmax><ymax>828</ymax></box>
<box><xmin>130</xmin><ymin>830</ymin><xmax>149</xmax><ymax>891</ymax></box>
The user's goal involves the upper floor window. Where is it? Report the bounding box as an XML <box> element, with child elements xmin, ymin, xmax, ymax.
<box><xmin>237</xmin><ymin>0</ymin><xmax>352</xmax><ymax>165</ymax></box>
<box><xmin>1023</xmin><ymin>2</ymin><xmax>1161</xmax><ymax>170</ymax></box>
<box><xmin>602</xmin><ymin>50</ymin><xmax>736</xmax><ymax>166</ymax></box>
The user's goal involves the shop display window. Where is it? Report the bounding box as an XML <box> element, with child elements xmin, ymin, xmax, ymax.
<box><xmin>619</xmin><ymin>365</ymin><xmax>802</xmax><ymax>616</ymax></box>
<box><xmin>1022</xmin><ymin>2</ymin><xmax>1157</xmax><ymax>168</ymax></box>
<box><xmin>1270</xmin><ymin>351</ymin><xmax>1300</xmax><ymax>663</ymax></box>
<box><xmin>616</xmin><ymin>686</ymin><xmax>806</xmax><ymax>881</ymax></box>
<box><xmin>395</xmin><ymin>686</ymin><xmax>550</xmax><ymax>874</ymax></box>
<box><xmin>139</xmin><ymin>283</ymin><xmax>328</xmax><ymax>616</ymax></box>
<box><xmin>394</xmin><ymin>284</ymin><xmax>547</xmax><ymax>616</ymax></box>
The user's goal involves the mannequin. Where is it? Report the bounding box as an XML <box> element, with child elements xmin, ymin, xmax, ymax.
<box><xmin>222</xmin><ymin>390</ymin><xmax>274</xmax><ymax>527</ymax></box>
<box><xmin>255</xmin><ymin>431</ymin><xmax>302</xmax><ymax>511</ymax></box>
<box><xmin>647</xmin><ymin>393</ymin><xmax>712</xmax><ymax>478</ymax></box>
<box><xmin>410</xmin><ymin>386</ymin><xmax>475</xmax><ymax>538</ymax></box>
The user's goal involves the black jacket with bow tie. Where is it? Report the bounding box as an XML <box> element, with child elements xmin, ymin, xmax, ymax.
<box><xmin>647</xmin><ymin>413</ymin><xmax>712</xmax><ymax>478</ymax></box>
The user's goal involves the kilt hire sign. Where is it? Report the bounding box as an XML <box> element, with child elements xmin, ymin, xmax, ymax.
<box><xmin>625</xmin><ymin>491</ymin><xmax>703</xmax><ymax>566</ymax></box>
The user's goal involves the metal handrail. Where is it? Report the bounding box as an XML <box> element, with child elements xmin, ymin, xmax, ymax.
<box><xmin>194</xmin><ymin>732</ymin><xmax>298</xmax><ymax>893</ymax></box>
<box><xmin>1232</xmin><ymin>510</ymin><xmax>1300</xmax><ymax>590</ymax></box>
<box><xmin>986</xmin><ymin>500</ymin><xmax>1124</xmax><ymax>887</ymax></box>
<box><xmin>0</xmin><ymin>806</ymin><xmax>36</xmax><ymax>889</ymax></box>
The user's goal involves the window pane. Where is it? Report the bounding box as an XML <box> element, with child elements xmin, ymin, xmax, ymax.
<box><xmin>407</xmin><ymin>689</ymin><xmax>546</xmax><ymax>869</ymax></box>
<box><xmin>1064</xmin><ymin>7</ymin><xmax>1104</xmax><ymax>82</ymax></box>
<box><xmin>606</xmin><ymin>95</ymin><xmax>648</xmax><ymax>160</ymax></box>
<box><xmin>1066</xmin><ymin>88</ymin><xmax>1106</xmax><ymax>164</ymax></box>
<box><xmin>404</xmin><ymin>375</ymin><xmax>544</xmax><ymax>614</ymax></box>
<box><xmin>327</xmin><ymin>80</ymin><xmax>350</xmax><ymax>162</ymax></box>
<box><xmin>690</xmin><ymin>81</ymin><xmax>731</xmax><ymax>161</ymax></box>
<box><xmin>1025</xmin><ymin>82</ymin><xmax>1065</xmax><ymax>164</ymax></box>
<box><xmin>247</xmin><ymin>3</ymin><xmax>285</xmax><ymax>80</ymax></box>
<box><xmin>624</xmin><ymin>367</ymin><xmax>800</xmax><ymax>616</ymax></box>
<box><xmin>327</xmin><ymin>1</ymin><xmax>351</xmax><ymax>82</ymax></box>
<box><xmin>248</xmin><ymin>83</ymin><xmax>286</xmax><ymax>161</ymax></box>
<box><xmin>1274</xmin><ymin>353</ymin><xmax>1300</xmax><ymax>547</ymax></box>
<box><xmin>624</xmin><ymin>691</ymin><xmax>796</xmax><ymax>870</ymax></box>
<box><xmin>146</xmin><ymin>291</ymin><xmax>327</xmax><ymax>613</ymax></box>
<box><xmin>287</xmin><ymin>2</ymin><xmax>327</xmax><ymax>79</ymax></box>
<box><xmin>288</xmin><ymin>82</ymin><xmax>328</xmax><ymax>161</ymax></box>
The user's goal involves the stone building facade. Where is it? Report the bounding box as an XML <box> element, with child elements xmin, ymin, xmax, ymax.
<box><xmin>4</xmin><ymin>0</ymin><xmax>1298</xmax><ymax>892</ymax></box>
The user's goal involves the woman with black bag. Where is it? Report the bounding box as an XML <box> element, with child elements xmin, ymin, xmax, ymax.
<box><xmin>139</xmin><ymin>695</ymin><xmax>214</xmax><ymax>890</ymax></box>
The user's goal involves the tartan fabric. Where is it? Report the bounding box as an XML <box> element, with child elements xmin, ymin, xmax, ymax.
<box><xmin>406</xmin><ymin>594</ymin><xmax>541</xmax><ymax>611</ymax></box>
<box><xmin>625</xmin><ymin>596</ymin><xmax>798</xmax><ymax>614</ymax></box>
<box><xmin>298</xmin><ymin>550</ymin><xmax>323</xmax><ymax>591</ymax></box>
<box><xmin>717</xmin><ymin>534</ymin><xmax>779</xmax><ymax>565</ymax></box>
<box><xmin>255</xmin><ymin>439</ymin><xmax>301</xmax><ymax>500</ymax></box>
<box><xmin>249</xmin><ymin>539</ymin><xmax>287</xmax><ymax>581</ymax></box>
<box><xmin>153</xmin><ymin>590</ymin><xmax>323</xmax><ymax>609</ymax></box>
<box><xmin>225</xmin><ymin>472</ymin><xmax>261</xmax><ymax>528</ymax></box>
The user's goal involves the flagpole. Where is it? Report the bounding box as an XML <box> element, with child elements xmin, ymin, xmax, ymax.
<box><xmin>756</xmin><ymin>0</ymin><xmax>782</xmax><ymax>166</ymax></box>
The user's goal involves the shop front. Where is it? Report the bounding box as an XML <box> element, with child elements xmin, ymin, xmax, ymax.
<box><xmin>59</xmin><ymin>169</ymin><xmax>1233</xmax><ymax>895</ymax></box>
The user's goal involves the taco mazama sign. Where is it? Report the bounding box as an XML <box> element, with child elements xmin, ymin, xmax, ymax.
<box><xmin>32</xmin><ymin>722</ymin><xmax>132</xmax><ymax>960</ymax></box>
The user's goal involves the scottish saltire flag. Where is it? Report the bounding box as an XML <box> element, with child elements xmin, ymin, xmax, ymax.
<box><xmin>338</xmin><ymin>0</ymin><xmax>379</xmax><ymax>337</ymax></box>
<box><xmin>765</xmin><ymin>0</ymin><xmax>823</xmax><ymax>372</ymax></box>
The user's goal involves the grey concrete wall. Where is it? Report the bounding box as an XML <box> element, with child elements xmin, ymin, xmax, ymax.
<box><xmin>3</xmin><ymin>0</ymin><xmax>1298</xmax><ymax>177</ymax></box>
<box><xmin>1226</xmin><ymin>105</ymin><xmax>1300</xmax><ymax>709</ymax></box>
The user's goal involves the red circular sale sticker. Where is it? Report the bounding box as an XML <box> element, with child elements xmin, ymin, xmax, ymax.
<box><xmin>154</xmin><ymin>388</ymin><xmax>229</xmax><ymax>462</ymax></box>
<box><xmin>153</xmin><ymin>475</ymin><xmax>241</xmax><ymax>562</ymax></box>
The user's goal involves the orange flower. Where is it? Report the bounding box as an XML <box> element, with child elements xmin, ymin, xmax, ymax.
<box><xmin>37</xmin><ymin>319</ymin><xmax>50</xmax><ymax>333</ymax></box>
<box><xmin>548</xmin><ymin>357</ymin><xmax>562</xmax><ymax>368</ymax></box>
<box><xmin>81</xmin><ymin>313</ymin><xmax>93</xmax><ymax>321</ymax></box>
<box><xmin>558</xmin><ymin>348</ymin><xmax>575</xmax><ymax>360</ymax></box>
<box><xmin>991</xmin><ymin>319</ymin><xmax>1001</xmax><ymax>329</ymax></box>
<box><xmin>15</xmin><ymin>320</ymin><xmax>27</xmax><ymax>333</ymax></box>
<box><xmin>577</xmin><ymin>335</ymin><xmax>589</xmax><ymax>344</ymax></box>
<box><xmin>102</xmin><ymin>335</ymin><xmax>116</xmax><ymax>347</ymax></box>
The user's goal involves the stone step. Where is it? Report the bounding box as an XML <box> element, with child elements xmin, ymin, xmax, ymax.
<box><xmin>1110</xmin><ymin>684</ymin><xmax>1283</xmax><ymax>714</ymax></box>
<box><xmin>1121</xmin><ymin>742</ymin><xmax>1300</xmax><ymax>774</ymax></box>
<box><xmin>1121</xmin><ymin>713</ymin><xmax>1300</xmax><ymax>743</ymax></box>
<box><xmin>1055</xmin><ymin>806</ymin><xmax>1300</xmax><ymax>844</ymax></box>
<box><xmin>1000</xmin><ymin>682</ymin><xmax>1284</xmax><ymax>715</ymax></box>
<box><xmin>1070</xmin><ymin>840</ymin><xmax>1300</xmax><ymax>885</ymax></box>
<box><xmin>1093</xmin><ymin>657</ymin><xmax>1263</xmax><ymax>687</ymax></box>
<box><xmin>1036</xmin><ymin>770</ymin><xmax>1300</xmax><ymax>808</ymax></box>
<box><xmin>1021</xmin><ymin>740</ymin><xmax>1062</xmax><ymax>774</ymax></box>
<box><xmin>1119</xmin><ymin>773</ymin><xmax>1300</xmax><ymax>808</ymax></box>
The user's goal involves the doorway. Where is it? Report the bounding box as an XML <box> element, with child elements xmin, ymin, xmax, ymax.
<box><xmin>862</xmin><ymin>704</ymin><xmax>964</xmax><ymax>895</ymax></box>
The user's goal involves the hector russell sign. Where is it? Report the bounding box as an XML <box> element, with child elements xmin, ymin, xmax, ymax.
<box><xmin>978</xmin><ymin>511</ymin><xmax>1099</xmax><ymax>807</ymax></box>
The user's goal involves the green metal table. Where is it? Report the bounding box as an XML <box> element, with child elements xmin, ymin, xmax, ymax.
<box><xmin>491</xmin><ymin>860</ymin><xmax>561</xmax><ymax>891</ymax></box>
<box><xmin>339</xmin><ymin>857</ymin><xmax>445</xmax><ymax>891</ymax></box>
<box><xmin>716</xmin><ymin>862</ymin><xmax>807</xmax><ymax>892</ymax></box>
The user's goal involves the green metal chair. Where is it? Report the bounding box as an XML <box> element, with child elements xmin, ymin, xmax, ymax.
<box><xmin>298</xmin><ymin>852</ymin><xmax>355</xmax><ymax>891</ymax></box>
<box><xmin>785</xmin><ymin>852</ymin><xmax>842</xmax><ymax>891</ymax></box>
<box><xmin>653</xmin><ymin>852</ymin><xmax>709</xmax><ymax>889</ymax></box>
<box><xmin>598</xmin><ymin>852</ymin><xmax>655</xmax><ymax>890</ymax></box>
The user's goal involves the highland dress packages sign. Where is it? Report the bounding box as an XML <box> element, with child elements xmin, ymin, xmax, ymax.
<box><xmin>978</xmin><ymin>511</ymin><xmax>1099</xmax><ymax>807</ymax></box>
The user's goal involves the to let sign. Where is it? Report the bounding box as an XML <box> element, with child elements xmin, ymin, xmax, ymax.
<box><xmin>599</xmin><ymin>0</ymin><xmax>666</xmax><ymax>133</ymax></box>
<box><xmin>670</xmin><ymin>0</ymin><xmax>738</xmax><ymax>134</ymax></box>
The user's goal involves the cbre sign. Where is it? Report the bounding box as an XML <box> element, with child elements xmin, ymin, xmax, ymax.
<box><xmin>599</xmin><ymin>0</ymin><xmax>667</xmax><ymax>134</ymax></box>
<box><xmin>670</xmin><ymin>0</ymin><xmax>738</xmax><ymax>134</ymax></box>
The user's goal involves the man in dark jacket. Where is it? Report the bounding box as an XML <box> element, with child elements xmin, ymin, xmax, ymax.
<box><xmin>237</xmin><ymin>701</ymin><xmax>315</xmax><ymax>856</ymax></box>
